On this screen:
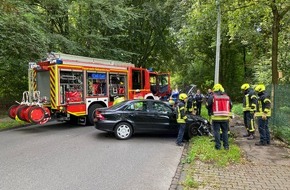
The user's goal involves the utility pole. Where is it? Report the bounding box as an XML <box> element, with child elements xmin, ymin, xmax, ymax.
<box><xmin>214</xmin><ymin>0</ymin><xmax>221</xmax><ymax>84</ymax></box>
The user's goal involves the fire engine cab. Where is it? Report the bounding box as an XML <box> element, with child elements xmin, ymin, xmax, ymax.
<box><xmin>8</xmin><ymin>53</ymin><xmax>171</xmax><ymax>125</ymax></box>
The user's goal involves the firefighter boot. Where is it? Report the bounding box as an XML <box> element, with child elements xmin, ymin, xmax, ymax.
<box><xmin>247</xmin><ymin>134</ymin><xmax>255</xmax><ymax>140</ymax></box>
<box><xmin>243</xmin><ymin>132</ymin><xmax>250</xmax><ymax>137</ymax></box>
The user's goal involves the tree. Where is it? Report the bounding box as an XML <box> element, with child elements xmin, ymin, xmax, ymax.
<box><xmin>0</xmin><ymin>0</ymin><xmax>47</xmax><ymax>101</ymax></box>
<box><xmin>270</xmin><ymin>1</ymin><xmax>290</xmax><ymax>85</ymax></box>
<box><xmin>169</xmin><ymin>0</ymin><xmax>246</xmax><ymax>99</ymax></box>
<box><xmin>226</xmin><ymin>0</ymin><xmax>290</xmax><ymax>85</ymax></box>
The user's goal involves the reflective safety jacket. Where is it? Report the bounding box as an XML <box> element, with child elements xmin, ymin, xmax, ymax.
<box><xmin>207</xmin><ymin>91</ymin><xmax>232</xmax><ymax>121</ymax></box>
<box><xmin>177</xmin><ymin>101</ymin><xmax>187</xmax><ymax>123</ymax></box>
<box><xmin>255</xmin><ymin>92</ymin><xmax>271</xmax><ymax>117</ymax></box>
<box><xmin>242</xmin><ymin>88</ymin><xmax>257</xmax><ymax>112</ymax></box>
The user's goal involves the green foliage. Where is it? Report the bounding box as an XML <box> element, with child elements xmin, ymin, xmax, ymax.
<box><xmin>225</xmin><ymin>0</ymin><xmax>290</xmax><ymax>85</ymax></box>
<box><xmin>183</xmin><ymin>171</ymin><xmax>199</xmax><ymax>189</ymax></box>
<box><xmin>0</xmin><ymin>2</ymin><xmax>48</xmax><ymax>102</ymax></box>
<box><xmin>272</xmin><ymin>126</ymin><xmax>290</xmax><ymax>143</ymax></box>
<box><xmin>0</xmin><ymin>118</ymin><xmax>27</xmax><ymax>130</ymax></box>
<box><xmin>231</xmin><ymin>103</ymin><xmax>243</xmax><ymax>116</ymax></box>
<box><xmin>169</xmin><ymin>0</ymin><xmax>250</xmax><ymax>100</ymax></box>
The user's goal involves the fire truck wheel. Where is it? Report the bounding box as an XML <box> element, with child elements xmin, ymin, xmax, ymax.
<box><xmin>88</xmin><ymin>104</ymin><xmax>104</xmax><ymax>125</ymax></box>
<box><xmin>114</xmin><ymin>122</ymin><xmax>133</xmax><ymax>140</ymax></box>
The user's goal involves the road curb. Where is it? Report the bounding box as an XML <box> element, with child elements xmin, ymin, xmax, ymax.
<box><xmin>169</xmin><ymin>142</ymin><xmax>189</xmax><ymax>190</ymax></box>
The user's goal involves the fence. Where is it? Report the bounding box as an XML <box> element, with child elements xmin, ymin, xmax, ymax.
<box><xmin>270</xmin><ymin>84</ymin><xmax>290</xmax><ymax>143</ymax></box>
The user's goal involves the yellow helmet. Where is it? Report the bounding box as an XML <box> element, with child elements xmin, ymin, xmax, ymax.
<box><xmin>241</xmin><ymin>83</ymin><xmax>250</xmax><ymax>90</ymax></box>
<box><xmin>254</xmin><ymin>84</ymin><xmax>265</xmax><ymax>93</ymax></box>
<box><xmin>168</xmin><ymin>99</ymin><xmax>175</xmax><ymax>106</ymax></box>
<box><xmin>212</xmin><ymin>83</ymin><xmax>223</xmax><ymax>92</ymax></box>
<box><xmin>179</xmin><ymin>93</ymin><xmax>188</xmax><ymax>101</ymax></box>
<box><xmin>113</xmin><ymin>97</ymin><xmax>125</xmax><ymax>105</ymax></box>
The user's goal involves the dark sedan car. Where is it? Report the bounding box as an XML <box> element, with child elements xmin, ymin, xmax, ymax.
<box><xmin>94</xmin><ymin>99</ymin><xmax>211</xmax><ymax>140</ymax></box>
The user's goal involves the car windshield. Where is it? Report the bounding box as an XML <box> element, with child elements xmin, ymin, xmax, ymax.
<box><xmin>107</xmin><ymin>100</ymin><xmax>130</xmax><ymax>110</ymax></box>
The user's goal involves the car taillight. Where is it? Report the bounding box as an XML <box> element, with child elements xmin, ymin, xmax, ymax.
<box><xmin>96</xmin><ymin>113</ymin><xmax>105</xmax><ymax>120</ymax></box>
<box><xmin>94</xmin><ymin>110</ymin><xmax>105</xmax><ymax>120</ymax></box>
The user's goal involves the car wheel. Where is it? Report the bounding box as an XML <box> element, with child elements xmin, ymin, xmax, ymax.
<box><xmin>187</xmin><ymin>122</ymin><xmax>200</xmax><ymax>139</ymax></box>
<box><xmin>114</xmin><ymin>122</ymin><xmax>133</xmax><ymax>140</ymax></box>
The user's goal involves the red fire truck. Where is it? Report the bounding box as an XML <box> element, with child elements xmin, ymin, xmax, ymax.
<box><xmin>8</xmin><ymin>53</ymin><xmax>171</xmax><ymax>125</ymax></box>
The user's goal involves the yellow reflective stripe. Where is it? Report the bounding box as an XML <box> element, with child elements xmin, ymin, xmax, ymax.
<box><xmin>177</xmin><ymin>106</ymin><xmax>186</xmax><ymax>123</ymax></box>
<box><xmin>243</xmin><ymin>107</ymin><xmax>251</xmax><ymax>111</ymax></box>
<box><xmin>255</xmin><ymin>112</ymin><xmax>271</xmax><ymax>116</ymax></box>
<box><xmin>249</xmin><ymin>119</ymin><xmax>255</xmax><ymax>132</ymax></box>
<box><xmin>245</xmin><ymin>94</ymin><xmax>250</xmax><ymax>108</ymax></box>
<box><xmin>211</xmin><ymin>115</ymin><xmax>230</xmax><ymax>120</ymax></box>
<box><xmin>244</xmin><ymin>94</ymin><xmax>256</xmax><ymax>111</ymax></box>
<box><xmin>251</xmin><ymin>95</ymin><xmax>257</xmax><ymax>99</ymax></box>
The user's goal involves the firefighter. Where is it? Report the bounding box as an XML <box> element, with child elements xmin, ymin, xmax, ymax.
<box><xmin>176</xmin><ymin>93</ymin><xmax>188</xmax><ymax>146</ymax></box>
<box><xmin>205</xmin><ymin>88</ymin><xmax>213</xmax><ymax>123</ymax></box>
<box><xmin>241</xmin><ymin>83</ymin><xmax>257</xmax><ymax>140</ymax></box>
<box><xmin>254</xmin><ymin>84</ymin><xmax>271</xmax><ymax>146</ymax></box>
<box><xmin>113</xmin><ymin>96</ymin><xmax>125</xmax><ymax>105</ymax></box>
<box><xmin>207</xmin><ymin>84</ymin><xmax>232</xmax><ymax>150</ymax></box>
<box><xmin>185</xmin><ymin>94</ymin><xmax>196</xmax><ymax>114</ymax></box>
<box><xmin>194</xmin><ymin>89</ymin><xmax>204</xmax><ymax>115</ymax></box>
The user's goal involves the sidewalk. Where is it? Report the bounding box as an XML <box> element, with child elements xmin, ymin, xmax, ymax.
<box><xmin>170</xmin><ymin>117</ymin><xmax>290</xmax><ymax>190</ymax></box>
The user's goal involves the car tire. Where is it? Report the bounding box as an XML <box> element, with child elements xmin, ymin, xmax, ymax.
<box><xmin>114</xmin><ymin>122</ymin><xmax>133</xmax><ymax>140</ymax></box>
<box><xmin>187</xmin><ymin>122</ymin><xmax>200</xmax><ymax>139</ymax></box>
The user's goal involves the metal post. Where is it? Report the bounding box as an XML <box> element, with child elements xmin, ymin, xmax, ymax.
<box><xmin>214</xmin><ymin>0</ymin><xmax>221</xmax><ymax>84</ymax></box>
<box><xmin>28</xmin><ymin>62</ymin><xmax>37</xmax><ymax>103</ymax></box>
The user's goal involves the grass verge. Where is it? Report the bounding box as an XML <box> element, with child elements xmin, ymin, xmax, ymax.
<box><xmin>181</xmin><ymin>136</ymin><xmax>243</xmax><ymax>189</ymax></box>
<box><xmin>0</xmin><ymin>118</ymin><xmax>27</xmax><ymax>131</ymax></box>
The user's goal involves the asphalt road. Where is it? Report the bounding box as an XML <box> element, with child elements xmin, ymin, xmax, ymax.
<box><xmin>0</xmin><ymin>122</ymin><xmax>183</xmax><ymax>190</ymax></box>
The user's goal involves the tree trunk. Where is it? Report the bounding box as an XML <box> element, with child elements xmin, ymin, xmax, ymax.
<box><xmin>271</xmin><ymin>3</ymin><xmax>279</xmax><ymax>85</ymax></box>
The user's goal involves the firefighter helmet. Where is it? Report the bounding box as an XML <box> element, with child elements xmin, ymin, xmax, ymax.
<box><xmin>254</xmin><ymin>84</ymin><xmax>265</xmax><ymax>93</ymax></box>
<box><xmin>113</xmin><ymin>96</ymin><xmax>125</xmax><ymax>105</ymax></box>
<box><xmin>241</xmin><ymin>83</ymin><xmax>250</xmax><ymax>90</ymax></box>
<box><xmin>168</xmin><ymin>98</ymin><xmax>175</xmax><ymax>106</ymax></box>
<box><xmin>212</xmin><ymin>83</ymin><xmax>223</xmax><ymax>92</ymax></box>
<box><xmin>179</xmin><ymin>93</ymin><xmax>188</xmax><ymax>101</ymax></box>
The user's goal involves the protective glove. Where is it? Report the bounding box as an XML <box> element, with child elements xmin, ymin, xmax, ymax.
<box><xmin>262</xmin><ymin>113</ymin><xmax>267</xmax><ymax>120</ymax></box>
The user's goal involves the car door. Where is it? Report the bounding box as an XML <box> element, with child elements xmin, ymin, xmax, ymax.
<box><xmin>124</xmin><ymin>101</ymin><xmax>151</xmax><ymax>132</ymax></box>
<box><xmin>149</xmin><ymin>101</ymin><xmax>177</xmax><ymax>132</ymax></box>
